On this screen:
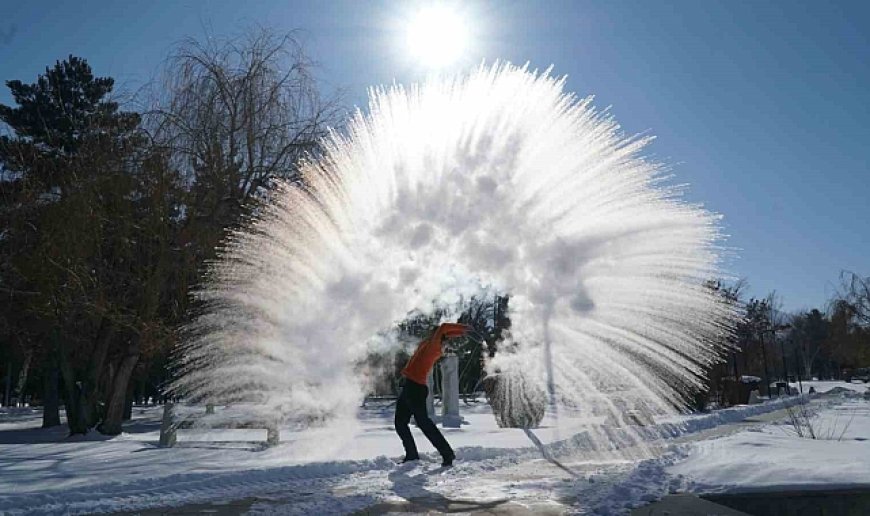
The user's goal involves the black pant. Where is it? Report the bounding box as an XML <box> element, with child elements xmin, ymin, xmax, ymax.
<box><xmin>394</xmin><ymin>378</ymin><xmax>453</xmax><ymax>459</ymax></box>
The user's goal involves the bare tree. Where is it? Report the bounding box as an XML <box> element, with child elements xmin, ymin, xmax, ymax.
<box><xmin>148</xmin><ymin>27</ymin><xmax>342</xmax><ymax>214</ymax></box>
<box><xmin>788</xmin><ymin>309</ymin><xmax>828</xmax><ymax>379</ymax></box>
<box><xmin>839</xmin><ymin>271</ymin><xmax>870</xmax><ymax>326</ymax></box>
<box><xmin>143</xmin><ymin>29</ymin><xmax>343</xmax><ymax>326</ymax></box>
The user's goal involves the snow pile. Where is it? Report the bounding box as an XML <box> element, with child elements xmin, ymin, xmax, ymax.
<box><xmin>654</xmin><ymin>394</ymin><xmax>808</xmax><ymax>436</ymax></box>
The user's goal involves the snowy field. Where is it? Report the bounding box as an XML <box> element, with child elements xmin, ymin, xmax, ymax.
<box><xmin>778</xmin><ymin>379</ymin><xmax>869</xmax><ymax>395</ymax></box>
<box><xmin>671</xmin><ymin>392</ymin><xmax>870</xmax><ymax>494</ymax></box>
<box><xmin>0</xmin><ymin>381</ymin><xmax>868</xmax><ymax>515</ymax></box>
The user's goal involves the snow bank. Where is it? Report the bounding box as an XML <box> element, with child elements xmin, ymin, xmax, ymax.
<box><xmin>653</xmin><ymin>394</ymin><xmax>807</xmax><ymax>435</ymax></box>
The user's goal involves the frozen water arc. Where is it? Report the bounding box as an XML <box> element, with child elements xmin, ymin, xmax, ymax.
<box><xmin>171</xmin><ymin>63</ymin><xmax>734</xmax><ymax>427</ymax></box>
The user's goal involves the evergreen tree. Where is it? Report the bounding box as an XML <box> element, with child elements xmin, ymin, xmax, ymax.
<box><xmin>0</xmin><ymin>56</ymin><xmax>175</xmax><ymax>434</ymax></box>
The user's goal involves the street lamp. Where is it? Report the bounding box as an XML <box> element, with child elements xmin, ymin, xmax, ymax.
<box><xmin>764</xmin><ymin>323</ymin><xmax>792</xmax><ymax>396</ymax></box>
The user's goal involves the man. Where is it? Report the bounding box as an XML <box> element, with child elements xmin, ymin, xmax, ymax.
<box><xmin>395</xmin><ymin>322</ymin><xmax>469</xmax><ymax>467</ymax></box>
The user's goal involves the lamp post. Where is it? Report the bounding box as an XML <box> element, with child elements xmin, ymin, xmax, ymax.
<box><xmin>794</xmin><ymin>346</ymin><xmax>804</xmax><ymax>394</ymax></box>
<box><xmin>779</xmin><ymin>338</ymin><xmax>788</xmax><ymax>383</ymax></box>
<box><xmin>759</xmin><ymin>330</ymin><xmax>772</xmax><ymax>397</ymax></box>
<box><xmin>766</xmin><ymin>323</ymin><xmax>792</xmax><ymax>396</ymax></box>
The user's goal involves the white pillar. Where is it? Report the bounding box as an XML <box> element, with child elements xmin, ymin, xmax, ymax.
<box><xmin>440</xmin><ymin>353</ymin><xmax>461</xmax><ymax>428</ymax></box>
<box><xmin>266</xmin><ymin>422</ymin><xmax>280</xmax><ymax>446</ymax></box>
<box><xmin>426</xmin><ymin>369</ymin><xmax>436</xmax><ymax>418</ymax></box>
<box><xmin>159</xmin><ymin>402</ymin><xmax>177</xmax><ymax>447</ymax></box>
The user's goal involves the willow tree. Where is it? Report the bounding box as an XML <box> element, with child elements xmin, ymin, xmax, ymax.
<box><xmin>148</xmin><ymin>28</ymin><xmax>342</xmax><ymax>303</ymax></box>
<box><xmin>840</xmin><ymin>272</ymin><xmax>870</xmax><ymax>326</ymax></box>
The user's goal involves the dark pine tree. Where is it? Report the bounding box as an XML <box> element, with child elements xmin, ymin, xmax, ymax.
<box><xmin>0</xmin><ymin>56</ymin><xmax>150</xmax><ymax>435</ymax></box>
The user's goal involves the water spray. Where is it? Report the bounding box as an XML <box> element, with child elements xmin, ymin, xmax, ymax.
<box><xmin>170</xmin><ymin>63</ymin><xmax>735</xmax><ymax>454</ymax></box>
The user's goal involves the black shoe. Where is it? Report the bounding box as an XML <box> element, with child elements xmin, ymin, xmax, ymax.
<box><xmin>441</xmin><ymin>452</ymin><xmax>455</xmax><ymax>467</ymax></box>
<box><xmin>401</xmin><ymin>455</ymin><xmax>420</xmax><ymax>464</ymax></box>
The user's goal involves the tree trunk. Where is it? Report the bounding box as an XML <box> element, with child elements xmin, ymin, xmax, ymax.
<box><xmin>99</xmin><ymin>346</ymin><xmax>139</xmax><ymax>435</ymax></box>
<box><xmin>42</xmin><ymin>361</ymin><xmax>61</xmax><ymax>428</ymax></box>
<box><xmin>14</xmin><ymin>350</ymin><xmax>32</xmax><ymax>405</ymax></box>
<box><xmin>85</xmin><ymin>320</ymin><xmax>115</xmax><ymax>428</ymax></box>
<box><xmin>802</xmin><ymin>348</ymin><xmax>818</xmax><ymax>380</ymax></box>
<box><xmin>56</xmin><ymin>330</ymin><xmax>90</xmax><ymax>435</ymax></box>
<box><xmin>123</xmin><ymin>379</ymin><xmax>134</xmax><ymax>421</ymax></box>
<box><xmin>4</xmin><ymin>362</ymin><xmax>11</xmax><ymax>406</ymax></box>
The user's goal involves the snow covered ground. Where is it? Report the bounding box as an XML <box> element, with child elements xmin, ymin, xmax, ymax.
<box><xmin>670</xmin><ymin>392</ymin><xmax>870</xmax><ymax>494</ymax></box>
<box><xmin>0</xmin><ymin>380</ymin><xmax>867</xmax><ymax>515</ymax></box>
<box><xmin>796</xmin><ymin>379</ymin><xmax>869</xmax><ymax>393</ymax></box>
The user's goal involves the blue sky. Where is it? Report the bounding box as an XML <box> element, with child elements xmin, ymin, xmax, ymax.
<box><xmin>1</xmin><ymin>1</ymin><xmax>867</xmax><ymax>312</ymax></box>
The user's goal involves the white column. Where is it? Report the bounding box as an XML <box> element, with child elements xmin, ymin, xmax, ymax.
<box><xmin>266</xmin><ymin>421</ymin><xmax>280</xmax><ymax>446</ymax></box>
<box><xmin>426</xmin><ymin>369</ymin><xmax>436</xmax><ymax>418</ymax></box>
<box><xmin>440</xmin><ymin>353</ymin><xmax>461</xmax><ymax>428</ymax></box>
<box><xmin>159</xmin><ymin>402</ymin><xmax>177</xmax><ymax>447</ymax></box>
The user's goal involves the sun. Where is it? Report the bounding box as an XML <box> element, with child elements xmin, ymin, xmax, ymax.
<box><xmin>405</xmin><ymin>4</ymin><xmax>469</xmax><ymax>68</ymax></box>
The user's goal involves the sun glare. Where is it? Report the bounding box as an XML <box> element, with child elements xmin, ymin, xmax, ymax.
<box><xmin>405</xmin><ymin>5</ymin><xmax>468</xmax><ymax>68</ymax></box>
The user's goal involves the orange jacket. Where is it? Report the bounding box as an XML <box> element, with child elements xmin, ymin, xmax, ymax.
<box><xmin>401</xmin><ymin>323</ymin><xmax>469</xmax><ymax>385</ymax></box>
